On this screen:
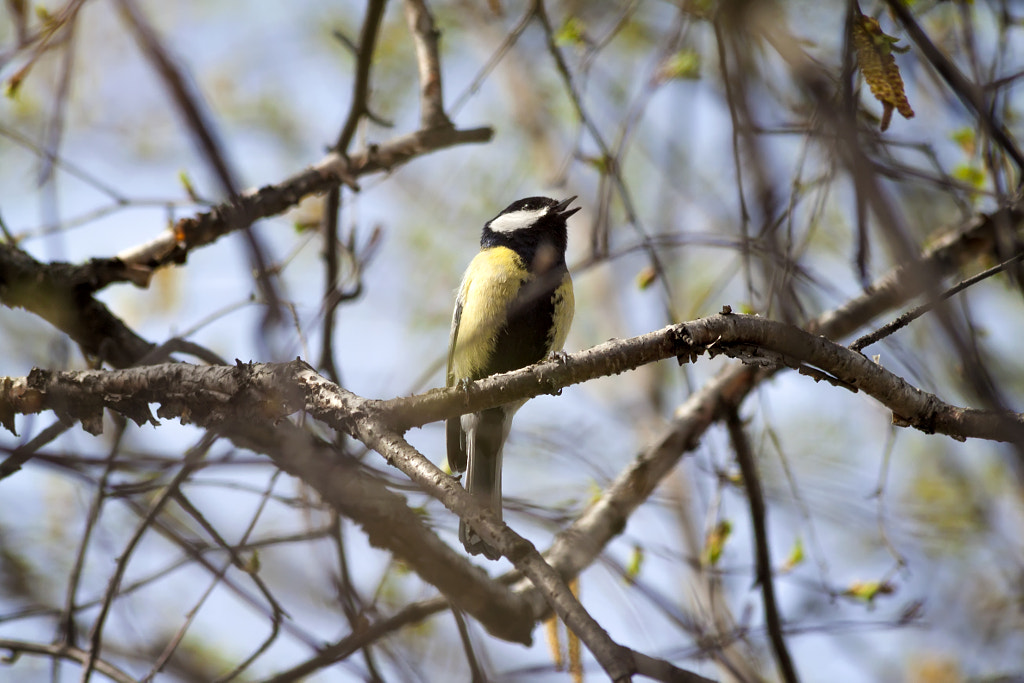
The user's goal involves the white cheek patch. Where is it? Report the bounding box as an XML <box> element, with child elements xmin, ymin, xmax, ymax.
<box><xmin>488</xmin><ymin>207</ymin><xmax>548</xmax><ymax>233</ymax></box>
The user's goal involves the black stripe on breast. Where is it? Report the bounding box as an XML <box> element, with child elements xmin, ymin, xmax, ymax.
<box><xmin>482</xmin><ymin>266</ymin><xmax>566</xmax><ymax>377</ymax></box>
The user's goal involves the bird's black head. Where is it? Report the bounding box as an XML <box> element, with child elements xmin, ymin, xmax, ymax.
<box><xmin>481</xmin><ymin>196</ymin><xmax>579</xmax><ymax>272</ymax></box>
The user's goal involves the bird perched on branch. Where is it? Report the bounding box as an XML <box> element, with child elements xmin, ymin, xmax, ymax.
<box><xmin>446</xmin><ymin>196</ymin><xmax>579</xmax><ymax>559</ymax></box>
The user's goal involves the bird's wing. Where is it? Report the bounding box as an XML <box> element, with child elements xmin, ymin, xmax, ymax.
<box><xmin>446</xmin><ymin>276</ymin><xmax>470</xmax><ymax>474</ymax></box>
<box><xmin>446</xmin><ymin>283</ymin><xmax>466</xmax><ymax>388</ymax></box>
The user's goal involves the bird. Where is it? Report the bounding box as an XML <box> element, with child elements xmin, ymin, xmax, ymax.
<box><xmin>446</xmin><ymin>196</ymin><xmax>579</xmax><ymax>559</ymax></box>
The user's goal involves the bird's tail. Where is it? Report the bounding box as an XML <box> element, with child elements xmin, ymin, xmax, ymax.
<box><xmin>458</xmin><ymin>408</ymin><xmax>506</xmax><ymax>560</ymax></box>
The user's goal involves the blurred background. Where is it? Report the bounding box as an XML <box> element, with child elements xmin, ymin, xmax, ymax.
<box><xmin>2</xmin><ymin>1</ymin><xmax>1024</xmax><ymax>681</ymax></box>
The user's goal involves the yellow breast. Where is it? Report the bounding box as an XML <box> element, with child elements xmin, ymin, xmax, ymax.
<box><xmin>450</xmin><ymin>247</ymin><xmax>529</xmax><ymax>381</ymax></box>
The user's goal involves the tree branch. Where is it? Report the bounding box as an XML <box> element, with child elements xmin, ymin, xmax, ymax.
<box><xmin>0</xmin><ymin>242</ymin><xmax>155</xmax><ymax>369</ymax></box>
<box><xmin>334</xmin><ymin>0</ymin><xmax>388</xmax><ymax>152</ymax></box>
<box><xmin>108</xmin><ymin>125</ymin><xmax>492</xmax><ymax>289</ymax></box>
<box><xmin>0</xmin><ymin>638</ymin><xmax>135</xmax><ymax>683</ymax></box>
<box><xmin>725</xmin><ymin>407</ymin><xmax>798</xmax><ymax>683</ymax></box>
<box><xmin>404</xmin><ymin>0</ymin><xmax>452</xmax><ymax>129</ymax></box>
<box><xmin>881</xmin><ymin>0</ymin><xmax>1024</xmax><ymax>173</ymax></box>
<box><xmin>4</xmin><ymin>310</ymin><xmax>1023</xmax><ymax>651</ymax></box>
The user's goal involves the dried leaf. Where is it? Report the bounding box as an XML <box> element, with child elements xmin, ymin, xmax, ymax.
<box><xmin>545</xmin><ymin>613</ymin><xmax>563</xmax><ymax>670</ymax></box>
<box><xmin>0</xmin><ymin>378</ymin><xmax>16</xmax><ymax>436</ymax></box>
<box><xmin>852</xmin><ymin>13</ymin><xmax>915</xmax><ymax>131</ymax></box>
<box><xmin>568</xmin><ymin>577</ymin><xmax>581</xmax><ymax>683</ymax></box>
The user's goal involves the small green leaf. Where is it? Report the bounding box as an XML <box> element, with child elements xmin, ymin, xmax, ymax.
<box><xmin>952</xmin><ymin>164</ymin><xmax>985</xmax><ymax>189</ymax></box>
<box><xmin>779</xmin><ymin>537</ymin><xmax>804</xmax><ymax>573</ymax></box>
<box><xmin>658</xmin><ymin>50</ymin><xmax>701</xmax><ymax>82</ymax></box>
<box><xmin>843</xmin><ymin>579</ymin><xmax>895</xmax><ymax>605</ymax></box>
<box><xmin>178</xmin><ymin>170</ymin><xmax>200</xmax><ymax>202</ymax></box>
<box><xmin>950</xmin><ymin>127</ymin><xmax>976</xmax><ymax>154</ymax></box>
<box><xmin>555</xmin><ymin>17</ymin><xmax>587</xmax><ymax>48</ymax></box>
<box><xmin>625</xmin><ymin>545</ymin><xmax>644</xmax><ymax>583</ymax></box>
<box><xmin>703</xmin><ymin>520</ymin><xmax>732</xmax><ymax>567</ymax></box>
<box><xmin>243</xmin><ymin>550</ymin><xmax>260</xmax><ymax>574</ymax></box>
<box><xmin>635</xmin><ymin>265</ymin><xmax>658</xmax><ymax>290</ymax></box>
<box><xmin>580</xmin><ymin>154</ymin><xmax>612</xmax><ymax>174</ymax></box>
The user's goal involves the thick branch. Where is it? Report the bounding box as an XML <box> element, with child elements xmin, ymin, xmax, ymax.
<box><xmin>349</xmin><ymin>425</ymin><xmax>639</xmax><ymax>683</ymax></box>
<box><xmin>222</xmin><ymin>419</ymin><xmax>536</xmax><ymax>646</ymax></box>
<box><xmin>5</xmin><ymin>316</ymin><xmax>1021</xmax><ymax>472</ymax></box>
<box><xmin>0</xmin><ymin>360</ymin><xmax>535</xmax><ymax>644</ymax></box>
<box><xmin>4</xmin><ymin>313</ymin><xmax>1022</xmax><ymax>655</ymax></box>
<box><xmin>0</xmin><ymin>129</ymin><xmax>491</xmax><ymax>301</ymax></box>
<box><xmin>530</xmin><ymin>202</ymin><xmax>1024</xmax><ymax>594</ymax></box>
<box><xmin>373</xmin><ymin>315</ymin><xmax>1023</xmax><ymax>443</ymax></box>
<box><xmin>0</xmin><ymin>242</ymin><xmax>155</xmax><ymax>369</ymax></box>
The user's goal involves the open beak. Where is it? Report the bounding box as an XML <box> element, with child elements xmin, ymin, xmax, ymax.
<box><xmin>554</xmin><ymin>195</ymin><xmax>581</xmax><ymax>219</ymax></box>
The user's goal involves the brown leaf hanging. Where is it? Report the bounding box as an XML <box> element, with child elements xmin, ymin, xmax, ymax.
<box><xmin>852</xmin><ymin>12</ymin><xmax>915</xmax><ymax>131</ymax></box>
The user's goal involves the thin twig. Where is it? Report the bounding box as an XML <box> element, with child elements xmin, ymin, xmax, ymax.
<box><xmin>115</xmin><ymin>0</ymin><xmax>282</xmax><ymax>326</ymax></box>
<box><xmin>318</xmin><ymin>187</ymin><xmax>343</xmax><ymax>383</ymax></box>
<box><xmin>851</xmin><ymin>252</ymin><xmax>1024</xmax><ymax>352</ymax></box>
<box><xmin>882</xmin><ymin>0</ymin><xmax>1024</xmax><ymax>174</ymax></box>
<box><xmin>80</xmin><ymin>435</ymin><xmax>214</xmax><ymax>683</ymax></box>
<box><xmin>0</xmin><ymin>638</ymin><xmax>136</xmax><ymax>683</ymax></box>
<box><xmin>450</xmin><ymin>606</ymin><xmax>486</xmax><ymax>683</ymax></box>
<box><xmin>335</xmin><ymin>0</ymin><xmax>388</xmax><ymax>152</ymax></box>
<box><xmin>724</xmin><ymin>407</ymin><xmax>799</xmax><ymax>683</ymax></box>
<box><xmin>58</xmin><ymin>419</ymin><xmax>127</xmax><ymax>648</ymax></box>
<box><xmin>263</xmin><ymin>597</ymin><xmax>448</xmax><ymax>683</ymax></box>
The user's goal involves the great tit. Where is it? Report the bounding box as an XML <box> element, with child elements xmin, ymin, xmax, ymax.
<box><xmin>446</xmin><ymin>196</ymin><xmax>578</xmax><ymax>559</ymax></box>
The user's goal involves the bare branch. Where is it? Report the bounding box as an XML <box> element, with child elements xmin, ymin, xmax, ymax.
<box><xmin>111</xmin><ymin>125</ymin><xmax>493</xmax><ymax>288</ymax></box>
<box><xmin>0</xmin><ymin>638</ymin><xmax>136</xmax><ymax>683</ymax></box>
<box><xmin>851</xmin><ymin>252</ymin><xmax>1024</xmax><ymax>352</ymax></box>
<box><xmin>264</xmin><ymin>597</ymin><xmax>449</xmax><ymax>683</ymax></box>
<box><xmin>404</xmin><ymin>0</ymin><xmax>452</xmax><ymax>129</ymax></box>
<box><xmin>724</xmin><ymin>407</ymin><xmax>799</xmax><ymax>683</ymax></box>
<box><xmin>882</xmin><ymin>0</ymin><xmax>1024</xmax><ymax>173</ymax></box>
<box><xmin>0</xmin><ymin>242</ymin><xmax>155</xmax><ymax>369</ymax></box>
<box><xmin>334</xmin><ymin>0</ymin><xmax>388</xmax><ymax>152</ymax></box>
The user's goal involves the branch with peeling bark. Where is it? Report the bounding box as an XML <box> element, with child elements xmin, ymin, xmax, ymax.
<box><xmin>4</xmin><ymin>316</ymin><xmax>1020</xmax><ymax>456</ymax></box>
<box><xmin>2</xmin><ymin>311</ymin><xmax>1022</xmax><ymax>681</ymax></box>
<box><xmin>2</xmin><ymin>187</ymin><xmax>1021</xmax><ymax>679</ymax></box>
<box><xmin>3</xmin><ymin>2</ymin><xmax>1024</xmax><ymax>679</ymax></box>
